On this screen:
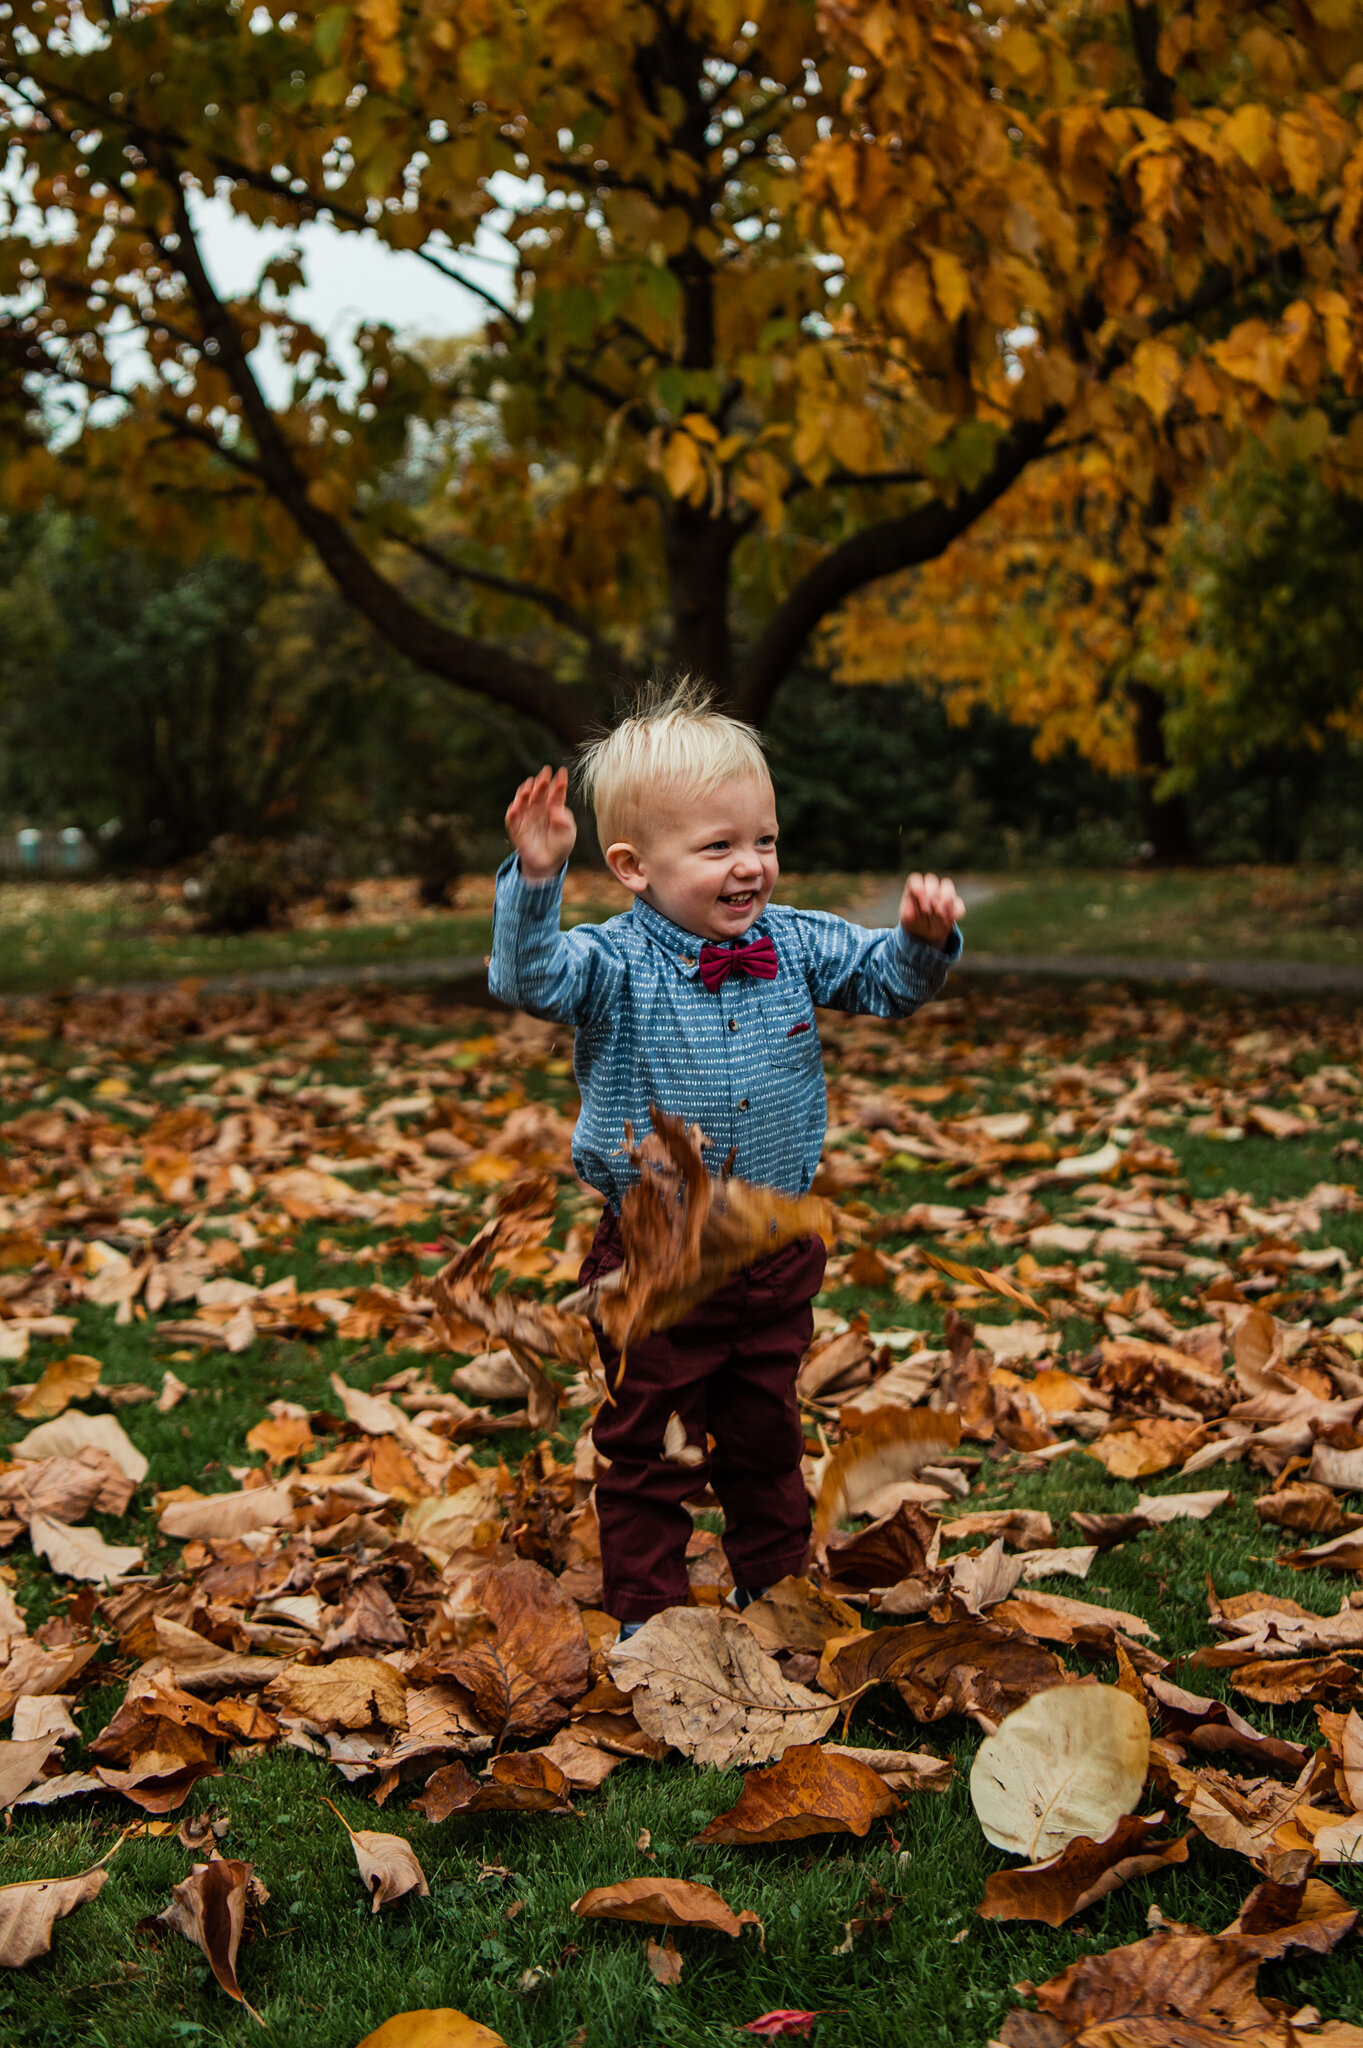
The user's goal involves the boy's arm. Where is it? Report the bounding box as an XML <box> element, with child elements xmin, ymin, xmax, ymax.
<box><xmin>488</xmin><ymin>857</ymin><xmax>621</xmax><ymax>1024</ymax></box>
<box><xmin>792</xmin><ymin>907</ymin><xmax>962</xmax><ymax>1017</ymax></box>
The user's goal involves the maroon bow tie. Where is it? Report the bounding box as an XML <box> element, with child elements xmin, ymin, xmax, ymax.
<box><xmin>698</xmin><ymin>935</ymin><xmax>779</xmax><ymax>992</ymax></box>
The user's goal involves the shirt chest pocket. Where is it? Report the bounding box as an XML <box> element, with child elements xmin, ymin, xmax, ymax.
<box><xmin>766</xmin><ymin>991</ymin><xmax>821</xmax><ymax>1070</ymax></box>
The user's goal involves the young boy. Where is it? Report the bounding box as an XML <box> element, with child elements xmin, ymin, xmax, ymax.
<box><xmin>489</xmin><ymin>682</ymin><xmax>963</xmax><ymax>1633</ymax></box>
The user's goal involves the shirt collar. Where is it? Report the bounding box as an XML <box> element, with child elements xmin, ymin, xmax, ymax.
<box><xmin>631</xmin><ymin>898</ymin><xmax>770</xmax><ymax>977</ymax></box>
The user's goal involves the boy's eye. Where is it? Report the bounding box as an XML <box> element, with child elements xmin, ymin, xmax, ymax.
<box><xmin>704</xmin><ymin>840</ymin><xmax>729</xmax><ymax>852</ymax></box>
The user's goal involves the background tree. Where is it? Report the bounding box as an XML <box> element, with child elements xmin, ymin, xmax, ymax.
<box><xmin>1</xmin><ymin>0</ymin><xmax>1362</xmax><ymax>754</ymax></box>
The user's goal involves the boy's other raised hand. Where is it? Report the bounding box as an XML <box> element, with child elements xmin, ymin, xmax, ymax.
<box><xmin>899</xmin><ymin>871</ymin><xmax>964</xmax><ymax>949</ymax></box>
<box><xmin>506</xmin><ymin>765</ymin><xmax>577</xmax><ymax>882</ymax></box>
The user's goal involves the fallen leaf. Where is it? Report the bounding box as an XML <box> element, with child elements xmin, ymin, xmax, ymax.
<box><xmin>970</xmin><ymin>1685</ymin><xmax>1151</xmax><ymax>1859</ymax></box>
<box><xmin>609</xmin><ymin>1608</ymin><xmax>836</xmax><ymax>1767</ymax></box>
<box><xmin>158</xmin><ymin>1858</ymin><xmax>264</xmax><ymax>2023</ymax></box>
<box><xmin>413</xmin><ymin>1754</ymin><xmax>571</xmax><ymax>1820</ymax></box>
<box><xmin>1000</xmin><ymin>1925</ymin><xmax>1280</xmax><ymax>2047</ymax></box>
<box><xmin>818</xmin><ymin>1617</ymin><xmax>1066</xmax><ymax>1728</ymax></box>
<box><xmin>1086</xmin><ymin>1417</ymin><xmax>1207</xmax><ymax>1479</ymax></box>
<box><xmin>14</xmin><ymin>1354</ymin><xmax>102</xmax><ymax>1420</ymax></box>
<box><xmin>0</xmin><ymin>1737</ymin><xmax>59</xmax><ymax>1808</ymax></box>
<box><xmin>695</xmin><ymin>1743</ymin><xmax>900</xmax><ymax>1844</ymax></box>
<box><xmin>12</xmin><ymin>1410</ymin><xmax>147</xmax><ymax>1483</ymax></box>
<box><xmin>442</xmin><ymin>1560</ymin><xmax>589</xmax><ymax>1741</ymax></box>
<box><xmin>737</xmin><ymin>1576</ymin><xmax>864</xmax><ymax>1656</ymax></box>
<box><xmin>158</xmin><ymin>1482</ymin><xmax>294</xmax><ymax>1541</ymax></box>
<box><xmin>740</xmin><ymin>2015</ymin><xmax>821</xmax><ymax>2039</ymax></box>
<box><xmin>266</xmin><ymin>1658</ymin><xmax>408</xmax><ymax>1732</ymax></box>
<box><xmin>28</xmin><ymin>1514</ymin><xmax>143</xmax><ymax>1584</ymax></box>
<box><xmin>0</xmin><ymin>1852</ymin><xmax>113</xmax><ymax>1966</ymax></box>
<box><xmin>978</xmin><ymin>1811</ymin><xmax>1189</xmax><ymax>1926</ymax></box>
<box><xmin>326</xmin><ymin>1799</ymin><xmax>429</xmax><ymax>1912</ymax></box>
<box><xmin>572</xmin><ymin>1875</ymin><xmax>762</xmax><ymax>1939</ymax></box>
<box><xmin>646</xmin><ymin>1932</ymin><xmax>684</xmax><ymax>1985</ymax></box>
<box><xmin>822</xmin><ymin>1743</ymin><xmax>953</xmax><ymax>1794</ymax></box>
<box><xmin>1222</xmin><ymin>1872</ymin><xmax>1359</xmax><ymax>1957</ymax></box>
<box><xmin>354</xmin><ymin>2015</ymin><xmax>508</xmax><ymax>2048</ymax></box>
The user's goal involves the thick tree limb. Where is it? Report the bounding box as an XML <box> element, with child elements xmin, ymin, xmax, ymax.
<box><xmin>401</xmin><ymin>536</ymin><xmax>620</xmax><ymax>673</ymax></box>
<box><xmin>731</xmin><ymin>413</ymin><xmax>1062</xmax><ymax>724</ymax></box>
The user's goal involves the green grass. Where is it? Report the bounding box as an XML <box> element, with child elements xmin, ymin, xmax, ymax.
<box><xmin>0</xmin><ymin>981</ymin><xmax>1362</xmax><ymax>2044</ymax></box>
<box><xmin>962</xmin><ymin>866</ymin><xmax>1363</xmax><ymax>965</ymax></box>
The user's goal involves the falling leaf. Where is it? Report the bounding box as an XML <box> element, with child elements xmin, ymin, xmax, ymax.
<box><xmin>695</xmin><ymin>1743</ymin><xmax>900</xmax><ymax>1844</ymax></box>
<box><xmin>918</xmin><ymin>1250</ymin><xmax>1049</xmax><ymax>1318</ymax></box>
<box><xmin>158</xmin><ymin>1858</ymin><xmax>265</xmax><ymax>2023</ymax></box>
<box><xmin>14</xmin><ymin>1354</ymin><xmax>102</xmax><ymax>1420</ymax></box>
<box><xmin>28</xmin><ymin>1514</ymin><xmax>143</xmax><ymax>1584</ymax></box>
<box><xmin>978</xmin><ymin>1811</ymin><xmax>1189</xmax><ymax>1926</ymax></box>
<box><xmin>354</xmin><ymin>2016</ymin><xmax>508</xmax><ymax>2048</ymax></box>
<box><xmin>610</xmin><ymin>1608</ymin><xmax>836</xmax><ymax>1768</ymax></box>
<box><xmin>813</xmin><ymin>1406</ymin><xmax>962</xmax><ymax>1536</ymax></box>
<box><xmin>970</xmin><ymin>1685</ymin><xmax>1150</xmax><ymax>1860</ymax></box>
<box><xmin>326</xmin><ymin>1799</ymin><xmax>430</xmax><ymax>1912</ymax></box>
<box><xmin>661</xmin><ymin>1411</ymin><xmax>705</xmax><ymax>1467</ymax></box>
<box><xmin>582</xmin><ymin>1109</ymin><xmax>833</xmax><ymax>1353</ymax></box>
<box><xmin>572</xmin><ymin>1876</ymin><xmax>762</xmax><ymax>1939</ymax></box>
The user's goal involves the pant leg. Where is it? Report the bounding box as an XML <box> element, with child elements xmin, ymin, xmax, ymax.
<box><xmin>579</xmin><ymin>1212</ymin><xmax>739</xmax><ymax>1624</ymax></box>
<box><xmin>705</xmin><ymin>1234</ymin><xmax>826</xmax><ymax>1593</ymax></box>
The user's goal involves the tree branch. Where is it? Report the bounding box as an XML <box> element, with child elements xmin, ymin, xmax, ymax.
<box><xmin>400</xmin><ymin>535</ymin><xmax>619</xmax><ymax>671</ymax></box>
<box><xmin>731</xmin><ymin>411</ymin><xmax>1063</xmax><ymax>724</ymax></box>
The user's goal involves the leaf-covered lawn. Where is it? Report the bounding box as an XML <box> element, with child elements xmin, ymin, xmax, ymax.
<box><xmin>0</xmin><ymin>973</ymin><xmax>1362</xmax><ymax>2047</ymax></box>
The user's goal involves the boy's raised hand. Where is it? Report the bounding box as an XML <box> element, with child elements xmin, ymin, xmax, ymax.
<box><xmin>899</xmin><ymin>871</ymin><xmax>964</xmax><ymax>949</ymax></box>
<box><xmin>506</xmin><ymin>765</ymin><xmax>577</xmax><ymax>882</ymax></box>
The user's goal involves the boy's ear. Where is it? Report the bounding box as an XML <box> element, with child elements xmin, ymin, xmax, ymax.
<box><xmin>605</xmin><ymin>840</ymin><xmax>648</xmax><ymax>896</ymax></box>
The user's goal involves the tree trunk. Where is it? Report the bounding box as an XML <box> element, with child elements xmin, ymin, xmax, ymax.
<box><xmin>1129</xmin><ymin>679</ymin><xmax>1195</xmax><ymax>863</ymax></box>
<box><xmin>662</xmin><ymin>504</ymin><xmax>739</xmax><ymax>691</ymax></box>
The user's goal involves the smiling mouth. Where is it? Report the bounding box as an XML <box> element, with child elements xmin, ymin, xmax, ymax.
<box><xmin>719</xmin><ymin>891</ymin><xmax>756</xmax><ymax>907</ymax></box>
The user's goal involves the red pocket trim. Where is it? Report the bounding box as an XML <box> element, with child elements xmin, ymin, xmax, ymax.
<box><xmin>786</xmin><ymin>1022</ymin><xmax>811</xmax><ymax>1037</ymax></box>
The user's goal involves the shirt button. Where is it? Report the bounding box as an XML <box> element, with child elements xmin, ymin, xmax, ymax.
<box><xmin>728</xmin><ymin>1017</ymin><xmax>738</xmax><ymax>1032</ymax></box>
<box><xmin>737</xmin><ymin>1097</ymin><xmax>749</xmax><ymax>1112</ymax></box>
<box><xmin>680</xmin><ymin>956</ymin><xmax>695</xmax><ymax>968</ymax></box>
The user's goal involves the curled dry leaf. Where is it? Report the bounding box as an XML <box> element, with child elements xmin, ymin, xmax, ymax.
<box><xmin>28</xmin><ymin>1514</ymin><xmax>143</xmax><ymax>1584</ymax></box>
<box><xmin>813</xmin><ymin>1406</ymin><xmax>963</xmax><ymax>1537</ymax></box>
<box><xmin>572</xmin><ymin>1875</ymin><xmax>763</xmax><ymax>1940</ymax></box>
<box><xmin>413</xmin><ymin>1753</ymin><xmax>571</xmax><ymax>1821</ymax></box>
<box><xmin>609</xmin><ymin>1608</ymin><xmax>836</xmax><ymax>1768</ymax></box>
<box><xmin>158</xmin><ymin>1481</ymin><xmax>294</xmax><ymax>1542</ymax></box>
<box><xmin>917</xmin><ymin>1250</ymin><xmax>1049</xmax><ymax>1318</ymax></box>
<box><xmin>326</xmin><ymin>1799</ymin><xmax>430</xmax><ymax>1912</ymax></box>
<box><xmin>822</xmin><ymin>1744</ymin><xmax>952</xmax><ymax>1794</ymax></box>
<box><xmin>0</xmin><ymin>1737</ymin><xmax>61</xmax><ymax>1808</ymax></box>
<box><xmin>694</xmin><ymin>1742</ymin><xmax>900</xmax><ymax>1844</ymax></box>
<box><xmin>998</xmin><ymin>1926</ymin><xmax>1281</xmax><ymax>2048</ymax></box>
<box><xmin>442</xmin><ymin>1559</ymin><xmax>589</xmax><ymax>1741</ymax></box>
<box><xmin>1222</xmin><ymin>1874</ymin><xmax>1359</xmax><ymax>1958</ymax></box>
<box><xmin>158</xmin><ymin>1857</ymin><xmax>265</xmax><ymax>2024</ymax></box>
<box><xmin>354</xmin><ymin>2015</ymin><xmax>508</xmax><ymax>2048</ymax></box>
<box><xmin>970</xmin><ymin>1684</ymin><xmax>1151</xmax><ymax>1860</ymax></box>
<box><xmin>737</xmin><ymin>1576</ymin><xmax>863</xmax><ymax>1657</ymax></box>
<box><xmin>977</xmin><ymin>1811</ymin><xmax>1189</xmax><ymax>1927</ymax></box>
<box><xmin>431</xmin><ymin>1176</ymin><xmax>600</xmax><ymax>1370</ymax></box>
<box><xmin>818</xmin><ymin>1617</ymin><xmax>1066</xmax><ymax>1729</ymax></box>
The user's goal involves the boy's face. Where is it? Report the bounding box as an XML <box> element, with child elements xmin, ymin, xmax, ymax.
<box><xmin>605</xmin><ymin>774</ymin><xmax>779</xmax><ymax>941</ymax></box>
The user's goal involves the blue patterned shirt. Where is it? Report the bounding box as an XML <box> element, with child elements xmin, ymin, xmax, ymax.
<box><xmin>488</xmin><ymin>857</ymin><xmax>962</xmax><ymax>1209</ymax></box>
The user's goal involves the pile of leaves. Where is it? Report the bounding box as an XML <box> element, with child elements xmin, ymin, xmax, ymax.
<box><xmin>0</xmin><ymin>975</ymin><xmax>1360</xmax><ymax>2040</ymax></box>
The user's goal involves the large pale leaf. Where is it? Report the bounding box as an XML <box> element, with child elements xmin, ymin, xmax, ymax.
<box><xmin>0</xmin><ymin>1856</ymin><xmax>111</xmax><ymax>1966</ymax></box>
<box><xmin>326</xmin><ymin>1800</ymin><xmax>429</xmax><ymax>1912</ymax></box>
<box><xmin>28</xmin><ymin>1514</ymin><xmax>143</xmax><ymax>1584</ymax></box>
<box><xmin>970</xmin><ymin>1683</ymin><xmax>1150</xmax><ymax>1860</ymax></box>
<box><xmin>13</xmin><ymin>1411</ymin><xmax>147</xmax><ymax>1483</ymax></box>
<box><xmin>610</xmin><ymin>1608</ymin><xmax>836</xmax><ymax>1767</ymax></box>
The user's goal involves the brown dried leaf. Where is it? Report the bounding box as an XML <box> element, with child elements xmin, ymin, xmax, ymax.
<box><xmin>610</xmin><ymin>1608</ymin><xmax>837</xmax><ymax>1768</ymax></box>
<box><xmin>917</xmin><ymin>1251</ymin><xmax>1049</xmax><ymax>1319</ymax></box>
<box><xmin>412</xmin><ymin>1753</ymin><xmax>571</xmax><ymax>1821</ymax></box>
<box><xmin>818</xmin><ymin>1617</ymin><xmax>1066</xmax><ymax>1729</ymax></box>
<box><xmin>824</xmin><ymin>1501</ymin><xmax>942</xmax><ymax>1591</ymax></box>
<box><xmin>158</xmin><ymin>1482</ymin><xmax>295</xmax><ymax>1542</ymax></box>
<box><xmin>813</xmin><ymin>1407</ymin><xmax>962</xmax><ymax>1537</ymax></box>
<box><xmin>822</xmin><ymin>1744</ymin><xmax>952</xmax><ymax>1794</ymax></box>
<box><xmin>695</xmin><ymin>1743</ymin><xmax>900</xmax><ymax>1844</ymax></box>
<box><xmin>442</xmin><ymin>1560</ymin><xmax>589</xmax><ymax>1741</ymax></box>
<box><xmin>0</xmin><ymin>1737</ymin><xmax>59</xmax><ymax>1808</ymax></box>
<box><xmin>1086</xmin><ymin>1418</ymin><xmax>1207</xmax><ymax>1480</ymax></box>
<box><xmin>978</xmin><ymin>1812</ymin><xmax>1189</xmax><ymax>1927</ymax></box>
<box><xmin>13</xmin><ymin>1410</ymin><xmax>147</xmax><ymax>1483</ymax></box>
<box><xmin>13</xmin><ymin>1354</ymin><xmax>102</xmax><ymax>1421</ymax></box>
<box><xmin>326</xmin><ymin>1799</ymin><xmax>430</xmax><ymax>1912</ymax></box>
<box><xmin>265</xmin><ymin>1657</ymin><xmax>408</xmax><ymax>1732</ymax></box>
<box><xmin>0</xmin><ymin>1853</ymin><xmax>113</xmax><ymax>1966</ymax></box>
<box><xmin>28</xmin><ymin>1514</ymin><xmax>143</xmax><ymax>1584</ymax></box>
<box><xmin>588</xmin><ymin>1109</ymin><xmax>833</xmax><ymax>1353</ymax></box>
<box><xmin>1223</xmin><ymin>1873</ymin><xmax>1359</xmax><ymax>1958</ymax></box>
<box><xmin>572</xmin><ymin>1876</ymin><xmax>762</xmax><ymax>1940</ymax></box>
<box><xmin>737</xmin><ymin>1577</ymin><xmax>864</xmax><ymax>1657</ymax></box>
<box><xmin>158</xmin><ymin>1858</ymin><xmax>264</xmax><ymax>2024</ymax></box>
<box><xmin>646</xmin><ymin>1932</ymin><xmax>684</xmax><ymax>1986</ymax></box>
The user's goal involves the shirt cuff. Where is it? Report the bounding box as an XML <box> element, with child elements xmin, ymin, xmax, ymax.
<box><xmin>496</xmin><ymin>852</ymin><xmax>567</xmax><ymax>911</ymax></box>
<box><xmin>896</xmin><ymin>922</ymin><xmax>964</xmax><ymax>969</ymax></box>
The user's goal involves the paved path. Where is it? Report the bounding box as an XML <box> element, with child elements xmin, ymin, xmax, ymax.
<box><xmin>846</xmin><ymin>879</ymin><xmax>1363</xmax><ymax>996</ymax></box>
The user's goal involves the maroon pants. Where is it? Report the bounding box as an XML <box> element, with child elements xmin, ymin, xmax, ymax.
<box><xmin>579</xmin><ymin>1210</ymin><xmax>826</xmax><ymax>1624</ymax></box>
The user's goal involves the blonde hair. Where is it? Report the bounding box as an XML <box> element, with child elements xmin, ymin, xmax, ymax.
<box><xmin>577</xmin><ymin>676</ymin><xmax>771</xmax><ymax>846</ymax></box>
